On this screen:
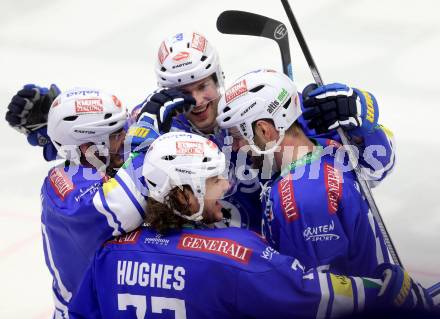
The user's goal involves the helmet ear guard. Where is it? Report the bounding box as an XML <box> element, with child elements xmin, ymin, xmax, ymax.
<box><xmin>216</xmin><ymin>69</ymin><xmax>302</xmax><ymax>155</ymax></box>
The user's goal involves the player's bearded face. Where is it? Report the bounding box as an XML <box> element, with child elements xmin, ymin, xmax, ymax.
<box><xmin>202</xmin><ymin>176</ymin><xmax>230</xmax><ymax>224</ymax></box>
<box><xmin>108</xmin><ymin>129</ymin><xmax>126</xmax><ymax>169</ymax></box>
<box><xmin>180</xmin><ymin>76</ymin><xmax>221</xmax><ymax>134</ymax></box>
<box><xmin>228</xmin><ymin>127</ymin><xmax>266</xmax><ymax>171</ymax></box>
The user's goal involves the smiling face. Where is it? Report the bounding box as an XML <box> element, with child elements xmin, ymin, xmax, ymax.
<box><xmin>177</xmin><ymin>175</ymin><xmax>230</xmax><ymax>224</ymax></box>
<box><xmin>202</xmin><ymin>175</ymin><xmax>230</xmax><ymax>224</ymax></box>
<box><xmin>179</xmin><ymin>76</ymin><xmax>220</xmax><ymax>134</ymax></box>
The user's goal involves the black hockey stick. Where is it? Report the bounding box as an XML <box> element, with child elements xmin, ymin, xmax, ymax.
<box><xmin>217</xmin><ymin>10</ymin><xmax>293</xmax><ymax>80</ymax></box>
<box><xmin>280</xmin><ymin>0</ymin><xmax>403</xmax><ymax>266</ymax></box>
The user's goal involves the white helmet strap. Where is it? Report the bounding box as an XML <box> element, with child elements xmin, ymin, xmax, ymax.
<box><xmin>248</xmin><ymin>129</ymin><xmax>286</xmax><ymax>155</ymax></box>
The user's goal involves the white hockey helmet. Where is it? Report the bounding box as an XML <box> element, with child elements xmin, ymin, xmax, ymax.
<box><xmin>216</xmin><ymin>69</ymin><xmax>302</xmax><ymax>154</ymax></box>
<box><xmin>155</xmin><ymin>32</ymin><xmax>224</xmax><ymax>90</ymax></box>
<box><xmin>47</xmin><ymin>87</ymin><xmax>128</xmax><ymax>163</ymax></box>
<box><xmin>142</xmin><ymin>132</ymin><xmax>226</xmax><ymax>222</ymax></box>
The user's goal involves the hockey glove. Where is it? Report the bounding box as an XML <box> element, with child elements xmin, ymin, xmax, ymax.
<box><xmin>5</xmin><ymin>84</ymin><xmax>60</xmax><ymax>161</ymax></box>
<box><xmin>123</xmin><ymin>119</ymin><xmax>160</xmax><ymax>157</ymax></box>
<box><xmin>302</xmin><ymin>83</ymin><xmax>379</xmax><ymax>135</ymax></box>
<box><xmin>137</xmin><ymin>88</ymin><xmax>195</xmax><ymax>133</ymax></box>
<box><xmin>6</xmin><ymin>84</ymin><xmax>61</xmax><ymax>135</ymax></box>
<box><xmin>377</xmin><ymin>263</ymin><xmax>433</xmax><ymax>311</ymax></box>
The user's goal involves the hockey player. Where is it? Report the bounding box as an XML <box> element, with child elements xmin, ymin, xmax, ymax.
<box><xmin>134</xmin><ymin>31</ymin><xmax>395</xmax><ymax>229</ymax></box>
<box><xmin>217</xmin><ymin>69</ymin><xmax>391</xmax><ymax>276</ymax></box>
<box><xmin>40</xmin><ymin>87</ymin><xmax>157</xmax><ymax>318</ymax></box>
<box><xmin>68</xmin><ymin>132</ymin><xmax>433</xmax><ymax>319</ymax></box>
<box><xmin>5</xmin><ymin>32</ymin><xmax>395</xmax><ymax>233</ymax></box>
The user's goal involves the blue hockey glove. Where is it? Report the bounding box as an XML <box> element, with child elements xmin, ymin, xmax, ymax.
<box><xmin>6</xmin><ymin>84</ymin><xmax>61</xmax><ymax>161</ymax></box>
<box><xmin>302</xmin><ymin>83</ymin><xmax>379</xmax><ymax>135</ymax></box>
<box><xmin>377</xmin><ymin>263</ymin><xmax>433</xmax><ymax>311</ymax></box>
<box><xmin>123</xmin><ymin>119</ymin><xmax>160</xmax><ymax>157</ymax></box>
<box><xmin>137</xmin><ymin>88</ymin><xmax>195</xmax><ymax>133</ymax></box>
<box><xmin>6</xmin><ymin>84</ymin><xmax>61</xmax><ymax>135</ymax></box>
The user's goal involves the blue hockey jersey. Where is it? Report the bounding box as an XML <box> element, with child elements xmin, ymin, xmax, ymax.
<box><xmin>69</xmin><ymin>226</ymin><xmax>384</xmax><ymax>319</ymax></box>
<box><xmin>41</xmin><ymin>155</ymin><xmax>147</xmax><ymax>317</ymax></box>
<box><xmin>261</xmin><ymin>138</ymin><xmax>391</xmax><ymax>277</ymax></box>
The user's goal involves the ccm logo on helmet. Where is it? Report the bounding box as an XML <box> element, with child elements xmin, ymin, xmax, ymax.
<box><xmin>75</xmin><ymin>98</ymin><xmax>104</xmax><ymax>113</ymax></box>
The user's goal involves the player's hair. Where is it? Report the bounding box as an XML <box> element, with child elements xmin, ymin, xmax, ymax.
<box><xmin>146</xmin><ymin>185</ymin><xmax>194</xmax><ymax>234</ymax></box>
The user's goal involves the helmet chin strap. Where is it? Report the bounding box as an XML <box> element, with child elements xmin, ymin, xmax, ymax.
<box><xmin>172</xmin><ymin>194</ymin><xmax>205</xmax><ymax>222</ymax></box>
<box><xmin>248</xmin><ymin>129</ymin><xmax>286</xmax><ymax>155</ymax></box>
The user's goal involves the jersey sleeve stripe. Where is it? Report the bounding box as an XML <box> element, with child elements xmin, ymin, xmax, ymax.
<box><xmin>41</xmin><ymin>223</ymin><xmax>73</xmax><ymax>303</ymax></box>
<box><xmin>352</xmin><ymin>277</ymin><xmax>365</xmax><ymax>313</ymax></box>
<box><xmin>114</xmin><ymin>172</ymin><xmax>146</xmax><ymax>219</ymax></box>
<box><xmin>366</xmin><ymin>210</ymin><xmax>386</xmax><ymax>265</ymax></box>
<box><xmin>99</xmin><ymin>178</ymin><xmax>144</xmax><ymax>232</ymax></box>
<box><xmin>316</xmin><ymin>272</ymin><xmax>330</xmax><ymax>319</ymax></box>
<box><xmin>93</xmin><ymin>189</ymin><xmax>124</xmax><ymax>236</ymax></box>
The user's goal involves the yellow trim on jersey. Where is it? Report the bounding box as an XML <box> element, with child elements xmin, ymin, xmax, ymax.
<box><xmin>128</xmin><ymin>127</ymin><xmax>150</xmax><ymax>138</ymax></box>
<box><xmin>331</xmin><ymin>274</ymin><xmax>353</xmax><ymax>298</ymax></box>
<box><xmin>359</xmin><ymin>90</ymin><xmax>375</xmax><ymax>124</ymax></box>
<box><xmin>103</xmin><ymin>178</ymin><xmax>120</xmax><ymax>197</ymax></box>
<box><xmin>378</xmin><ymin>124</ymin><xmax>394</xmax><ymax>139</ymax></box>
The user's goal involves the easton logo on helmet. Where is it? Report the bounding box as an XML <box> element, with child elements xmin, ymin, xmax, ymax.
<box><xmin>172</xmin><ymin>61</ymin><xmax>193</xmax><ymax>69</ymax></box>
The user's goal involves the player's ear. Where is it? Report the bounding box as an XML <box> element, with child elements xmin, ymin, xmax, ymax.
<box><xmin>254</xmin><ymin>120</ymin><xmax>278</xmax><ymax>141</ymax></box>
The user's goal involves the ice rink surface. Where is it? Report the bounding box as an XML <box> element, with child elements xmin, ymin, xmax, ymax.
<box><xmin>1</xmin><ymin>0</ymin><xmax>439</xmax><ymax>317</ymax></box>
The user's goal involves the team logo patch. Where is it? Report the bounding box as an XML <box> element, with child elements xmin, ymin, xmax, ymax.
<box><xmin>177</xmin><ymin>234</ymin><xmax>252</xmax><ymax>264</ymax></box>
<box><xmin>51</xmin><ymin>98</ymin><xmax>60</xmax><ymax>108</ymax></box>
<box><xmin>225</xmin><ymin>79</ymin><xmax>248</xmax><ymax>104</ymax></box>
<box><xmin>303</xmin><ymin>220</ymin><xmax>340</xmax><ymax>242</ymax></box>
<box><xmin>278</xmin><ymin>174</ymin><xmax>300</xmax><ymax>222</ymax></box>
<box><xmin>191</xmin><ymin>33</ymin><xmax>206</xmax><ymax>52</ymax></box>
<box><xmin>176</xmin><ymin>141</ymin><xmax>204</xmax><ymax>156</ymax></box>
<box><xmin>49</xmin><ymin>168</ymin><xmax>74</xmax><ymax>200</ymax></box>
<box><xmin>173</xmin><ymin>32</ymin><xmax>184</xmax><ymax>42</ymax></box>
<box><xmin>112</xmin><ymin>95</ymin><xmax>122</xmax><ymax>108</ymax></box>
<box><xmin>206</xmin><ymin>139</ymin><xmax>218</xmax><ymax>150</ymax></box>
<box><xmin>324</xmin><ymin>163</ymin><xmax>342</xmax><ymax>214</ymax></box>
<box><xmin>108</xmin><ymin>229</ymin><xmax>141</xmax><ymax>245</ymax></box>
<box><xmin>75</xmin><ymin>98</ymin><xmax>103</xmax><ymax>113</ymax></box>
<box><xmin>158</xmin><ymin>41</ymin><xmax>169</xmax><ymax>64</ymax></box>
<box><xmin>173</xmin><ymin>51</ymin><xmax>190</xmax><ymax>62</ymax></box>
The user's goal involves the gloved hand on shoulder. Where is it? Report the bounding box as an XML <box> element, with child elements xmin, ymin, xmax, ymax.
<box><xmin>302</xmin><ymin>83</ymin><xmax>379</xmax><ymax>136</ymax></box>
